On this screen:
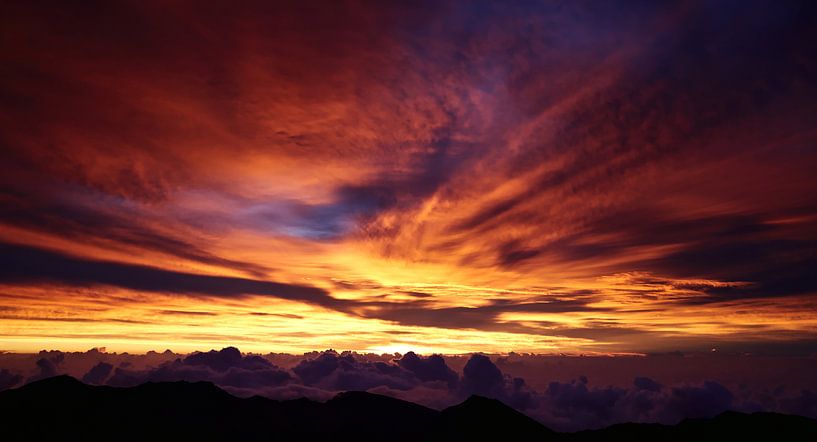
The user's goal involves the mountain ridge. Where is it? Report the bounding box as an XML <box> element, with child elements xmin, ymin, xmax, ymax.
<box><xmin>1</xmin><ymin>375</ymin><xmax>815</xmax><ymax>441</ymax></box>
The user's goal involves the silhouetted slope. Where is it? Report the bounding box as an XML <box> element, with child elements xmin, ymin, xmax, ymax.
<box><xmin>563</xmin><ymin>410</ymin><xmax>817</xmax><ymax>442</ymax></box>
<box><xmin>0</xmin><ymin>375</ymin><xmax>435</xmax><ymax>441</ymax></box>
<box><xmin>430</xmin><ymin>395</ymin><xmax>556</xmax><ymax>440</ymax></box>
<box><xmin>1</xmin><ymin>376</ymin><xmax>815</xmax><ymax>441</ymax></box>
<box><xmin>326</xmin><ymin>390</ymin><xmax>438</xmax><ymax>436</ymax></box>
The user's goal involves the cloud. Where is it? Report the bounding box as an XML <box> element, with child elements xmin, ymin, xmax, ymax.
<box><xmin>183</xmin><ymin>347</ymin><xmax>251</xmax><ymax>372</ymax></box>
<box><xmin>0</xmin><ymin>369</ymin><xmax>22</xmax><ymax>391</ymax></box>
<box><xmin>291</xmin><ymin>352</ymin><xmax>343</xmax><ymax>385</ymax></box>
<box><xmin>5</xmin><ymin>348</ymin><xmax>817</xmax><ymax>431</ymax></box>
<box><xmin>0</xmin><ymin>242</ymin><xmax>344</xmax><ymax>309</ymax></box>
<box><xmin>293</xmin><ymin>351</ymin><xmax>419</xmax><ymax>392</ymax></box>
<box><xmin>108</xmin><ymin>347</ymin><xmax>291</xmax><ymax>393</ymax></box>
<box><xmin>92</xmin><ymin>348</ymin><xmax>462</xmax><ymax>404</ymax></box>
<box><xmin>0</xmin><ymin>197</ymin><xmax>272</xmax><ymax>277</ymax></box>
<box><xmin>519</xmin><ymin>376</ymin><xmax>734</xmax><ymax>431</ymax></box>
<box><xmin>664</xmin><ymin>381</ymin><xmax>734</xmax><ymax>420</ymax></box>
<box><xmin>540</xmin><ymin>377</ymin><xmax>627</xmax><ymax>428</ymax></box>
<box><xmin>634</xmin><ymin>376</ymin><xmax>662</xmax><ymax>392</ymax></box>
<box><xmin>457</xmin><ymin>354</ymin><xmax>535</xmax><ymax>411</ymax></box>
<box><xmin>147</xmin><ymin>349</ymin><xmax>768</xmax><ymax>431</ymax></box>
<box><xmin>460</xmin><ymin>354</ymin><xmax>504</xmax><ymax>397</ymax></box>
<box><xmin>643</xmin><ymin>238</ymin><xmax>817</xmax><ymax>302</ymax></box>
<box><xmin>26</xmin><ymin>351</ymin><xmax>65</xmax><ymax>383</ymax></box>
<box><xmin>81</xmin><ymin>362</ymin><xmax>113</xmax><ymax>385</ymax></box>
<box><xmin>397</xmin><ymin>352</ymin><xmax>458</xmax><ymax>388</ymax></box>
<box><xmin>365</xmin><ymin>299</ymin><xmax>607</xmax><ymax>331</ymax></box>
<box><xmin>101</xmin><ymin>348</ymin><xmax>465</xmax><ymax>406</ymax></box>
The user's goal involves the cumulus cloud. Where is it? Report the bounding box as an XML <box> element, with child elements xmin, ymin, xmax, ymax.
<box><xmin>398</xmin><ymin>352</ymin><xmax>458</xmax><ymax>388</ymax></box>
<box><xmin>515</xmin><ymin>376</ymin><xmax>736</xmax><ymax>431</ymax></box>
<box><xmin>541</xmin><ymin>377</ymin><xmax>626</xmax><ymax>427</ymax></box>
<box><xmin>634</xmin><ymin>376</ymin><xmax>662</xmax><ymax>392</ymax></box>
<box><xmin>664</xmin><ymin>381</ymin><xmax>734</xmax><ymax>421</ymax></box>
<box><xmin>455</xmin><ymin>353</ymin><xmax>536</xmax><ymax>412</ymax></box>
<box><xmin>107</xmin><ymin>347</ymin><xmax>292</xmax><ymax>396</ymax></box>
<box><xmin>292</xmin><ymin>350</ymin><xmax>441</xmax><ymax>392</ymax></box>
<box><xmin>25</xmin><ymin>352</ymin><xmax>64</xmax><ymax>384</ymax></box>
<box><xmin>460</xmin><ymin>354</ymin><xmax>504</xmax><ymax>397</ymax></box>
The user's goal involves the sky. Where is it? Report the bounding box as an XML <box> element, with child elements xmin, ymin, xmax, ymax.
<box><xmin>1</xmin><ymin>0</ymin><xmax>816</xmax><ymax>356</ymax></box>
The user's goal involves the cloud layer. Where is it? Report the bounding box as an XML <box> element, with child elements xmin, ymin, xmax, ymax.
<box><xmin>3</xmin><ymin>348</ymin><xmax>817</xmax><ymax>431</ymax></box>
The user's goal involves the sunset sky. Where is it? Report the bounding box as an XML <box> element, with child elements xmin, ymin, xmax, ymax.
<box><xmin>1</xmin><ymin>0</ymin><xmax>816</xmax><ymax>355</ymax></box>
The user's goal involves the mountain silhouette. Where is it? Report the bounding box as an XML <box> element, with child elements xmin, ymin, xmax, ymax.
<box><xmin>1</xmin><ymin>375</ymin><xmax>815</xmax><ymax>441</ymax></box>
<box><xmin>429</xmin><ymin>394</ymin><xmax>556</xmax><ymax>439</ymax></box>
<box><xmin>562</xmin><ymin>410</ymin><xmax>817</xmax><ymax>442</ymax></box>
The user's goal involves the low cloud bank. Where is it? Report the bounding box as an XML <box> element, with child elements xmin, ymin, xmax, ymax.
<box><xmin>0</xmin><ymin>348</ymin><xmax>815</xmax><ymax>431</ymax></box>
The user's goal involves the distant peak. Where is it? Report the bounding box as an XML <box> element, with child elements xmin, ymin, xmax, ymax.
<box><xmin>15</xmin><ymin>375</ymin><xmax>86</xmax><ymax>392</ymax></box>
<box><xmin>328</xmin><ymin>390</ymin><xmax>437</xmax><ymax>416</ymax></box>
<box><xmin>29</xmin><ymin>374</ymin><xmax>82</xmax><ymax>386</ymax></box>
<box><xmin>138</xmin><ymin>379</ymin><xmax>225</xmax><ymax>393</ymax></box>
<box><xmin>329</xmin><ymin>390</ymin><xmax>407</xmax><ymax>405</ymax></box>
<box><xmin>462</xmin><ymin>394</ymin><xmax>499</xmax><ymax>404</ymax></box>
<box><xmin>332</xmin><ymin>390</ymin><xmax>375</xmax><ymax>400</ymax></box>
<box><xmin>454</xmin><ymin>395</ymin><xmax>512</xmax><ymax>410</ymax></box>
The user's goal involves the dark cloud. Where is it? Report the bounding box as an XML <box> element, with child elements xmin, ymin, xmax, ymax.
<box><xmin>460</xmin><ymin>354</ymin><xmax>504</xmax><ymax>397</ymax></box>
<box><xmin>292</xmin><ymin>352</ymin><xmax>342</xmax><ymax>385</ymax></box>
<box><xmin>293</xmin><ymin>351</ymin><xmax>418</xmax><ymax>392</ymax></box>
<box><xmin>529</xmin><ymin>377</ymin><xmax>736</xmax><ymax>431</ymax></box>
<box><xmin>369</xmin><ymin>305</ymin><xmax>498</xmax><ymax>330</ymax></box>
<box><xmin>643</xmin><ymin>239</ymin><xmax>817</xmax><ymax>303</ymax></box>
<box><xmin>25</xmin><ymin>355</ymin><xmax>62</xmax><ymax>384</ymax></box>
<box><xmin>366</xmin><ymin>299</ymin><xmax>606</xmax><ymax>331</ymax></box>
<box><xmin>159</xmin><ymin>310</ymin><xmax>218</xmax><ymax>317</ymax></box>
<box><xmin>634</xmin><ymin>376</ymin><xmax>662</xmax><ymax>393</ymax></box>
<box><xmin>542</xmin><ymin>377</ymin><xmax>626</xmax><ymax>427</ymax></box>
<box><xmin>0</xmin><ymin>242</ymin><xmax>344</xmax><ymax>308</ymax></box>
<box><xmin>81</xmin><ymin>362</ymin><xmax>113</xmax><ymax>385</ymax></box>
<box><xmin>458</xmin><ymin>354</ymin><xmax>535</xmax><ymax>411</ymax></box>
<box><xmin>183</xmin><ymin>347</ymin><xmax>272</xmax><ymax>373</ymax></box>
<box><xmin>397</xmin><ymin>352</ymin><xmax>458</xmax><ymax>388</ymax></box>
<box><xmin>664</xmin><ymin>381</ymin><xmax>734</xmax><ymax>420</ymax></box>
<box><xmin>515</xmin><ymin>201</ymin><xmax>817</xmax><ymax>303</ymax></box>
<box><xmin>401</xmin><ymin>291</ymin><xmax>433</xmax><ymax>299</ymax></box>
<box><xmin>108</xmin><ymin>347</ymin><xmax>291</xmax><ymax>393</ymax></box>
<box><xmin>0</xmin><ymin>192</ymin><xmax>272</xmax><ymax>277</ymax></box>
<box><xmin>0</xmin><ymin>369</ymin><xmax>22</xmax><ymax>391</ymax></box>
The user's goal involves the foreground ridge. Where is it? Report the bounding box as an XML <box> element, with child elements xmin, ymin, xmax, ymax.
<box><xmin>1</xmin><ymin>376</ymin><xmax>815</xmax><ymax>441</ymax></box>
